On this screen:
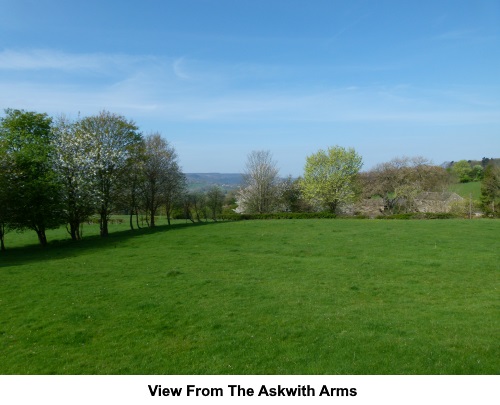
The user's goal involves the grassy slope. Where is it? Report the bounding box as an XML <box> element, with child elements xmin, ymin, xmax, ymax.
<box><xmin>1</xmin><ymin>219</ymin><xmax>499</xmax><ymax>374</ymax></box>
<box><xmin>449</xmin><ymin>181</ymin><xmax>482</xmax><ymax>200</ymax></box>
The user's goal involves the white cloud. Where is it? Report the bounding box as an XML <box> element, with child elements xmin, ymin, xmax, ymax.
<box><xmin>1</xmin><ymin>49</ymin><xmax>499</xmax><ymax>129</ymax></box>
<box><xmin>0</xmin><ymin>49</ymin><xmax>152</xmax><ymax>73</ymax></box>
<box><xmin>172</xmin><ymin>57</ymin><xmax>190</xmax><ymax>80</ymax></box>
<box><xmin>432</xmin><ymin>29</ymin><xmax>498</xmax><ymax>43</ymax></box>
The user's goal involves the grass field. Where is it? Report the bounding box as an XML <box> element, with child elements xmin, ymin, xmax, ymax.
<box><xmin>1</xmin><ymin>218</ymin><xmax>499</xmax><ymax>374</ymax></box>
<box><xmin>449</xmin><ymin>181</ymin><xmax>482</xmax><ymax>201</ymax></box>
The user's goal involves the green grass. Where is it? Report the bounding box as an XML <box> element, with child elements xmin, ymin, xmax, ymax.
<box><xmin>1</xmin><ymin>219</ymin><xmax>499</xmax><ymax>374</ymax></box>
<box><xmin>449</xmin><ymin>181</ymin><xmax>482</xmax><ymax>200</ymax></box>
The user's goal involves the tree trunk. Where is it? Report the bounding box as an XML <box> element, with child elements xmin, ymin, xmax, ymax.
<box><xmin>129</xmin><ymin>209</ymin><xmax>134</xmax><ymax>230</ymax></box>
<box><xmin>0</xmin><ymin>224</ymin><xmax>5</xmax><ymax>252</ymax></box>
<box><xmin>69</xmin><ymin>220</ymin><xmax>81</xmax><ymax>241</ymax></box>
<box><xmin>150</xmin><ymin>209</ymin><xmax>156</xmax><ymax>227</ymax></box>
<box><xmin>36</xmin><ymin>228</ymin><xmax>48</xmax><ymax>247</ymax></box>
<box><xmin>135</xmin><ymin>209</ymin><xmax>141</xmax><ymax>229</ymax></box>
<box><xmin>100</xmin><ymin>212</ymin><xmax>109</xmax><ymax>237</ymax></box>
<box><xmin>328</xmin><ymin>201</ymin><xmax>338</xmax><ymax>213</ymax></box>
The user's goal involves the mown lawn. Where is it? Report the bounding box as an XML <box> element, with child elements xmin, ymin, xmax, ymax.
<box><xmin>0</xmin><ymin>219</ymin><xmax>498</xmax><ymax>374</ymax></box>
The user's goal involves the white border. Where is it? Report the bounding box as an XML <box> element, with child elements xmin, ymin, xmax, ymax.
<box><xmin>1</xmin><ymin>375</ymin><xmax>498</xmax><ymax>405</ymax></box>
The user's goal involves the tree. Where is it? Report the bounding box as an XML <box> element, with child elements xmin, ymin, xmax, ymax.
<box><xmin>452</xmin><ymin>160</ymin><xmax>473</xmax><ymax>183</ymax></box>
<box><xmin>52</xmin><ymin>116</ymin><xmax>97</xmax><ymax>240</ymax></box>
<box><xmin>185</xmin><ymin>191</ymin><xmax>207</xmax><ymax>222</ymax></box>
<box><xmin>142</xmin><ymin>133</ymin><xmax>177</xmax><ymax>227</ymax></box>
<box><xmin>120</xmin><ymin>138</ymin><xmax>146</xmax><ymax>230</ymax></box>
<box><xmin>78</xmin><ymin>110</ymin><xmax>142</xmax><ymax>237</ymax></box>
<box><xmin>300</xmin><ymin>146</ymin><xmax>362</xmax><ymax>213</ymax></box>
<box><xmin>0</xmin><ymin>109</ymin><xmax>63</xmax><ymax>246</ymax></box>
<box><xmin>480</xmin><ymin>164</ymin><xmax>500</xmax><ymax>216</ymax></box>
<box><xmin>362</xmin><ymin>156</ymin><xmax>449</xmax><ymax>213</ymax></box>
<box><xmin>237</xmin><ymin>150</ymin><xmax>280</xmax><ymax>214</ymax></box>
<box><xmin>223</xmin><ymin>189</ymin><xmax>239</xmax><ymax>215</ymax></box>
<box><xmin>205</xmin><ymin>185</ymin><xmax>225</xmax><ymax>221</ymax></box>
<box><xmin>278</xmin><ymin>175</ymin><xmax>312</xmax><ymax>212</ymax></box>
<box><xmin>163</xmin><ymin>160</ymin><xmax>186</xmax><ymax>226</ymax></box>
<box><xmin>0</xmin><ymin>144</ymin><xmax>10</xmax><ymax>251</ymax></box>
<box><xmin>471</xmin><ymin>165</ymin><xmax>484</xmax><ymax>181</ymax></box>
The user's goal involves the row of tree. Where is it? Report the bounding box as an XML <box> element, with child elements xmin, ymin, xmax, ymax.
<box><xmin>236</xmin><ymin>147</ymin><xmax>363</xmax><ymax>214</ymax></box>
<box><xmin>480</xmin><ymin>164</ymin><xmax>500</xmax><ymax>215</ymax></box>
<box><xmin>449</xmin><ymin>160</ymin><xmax>485</xmax><ymax>183</ymax></box>
<box><xmin>236</xmin><ymin>148</ymin><xmax>500</xmax><ymax>217</ymax></box>
<box><xmin>0</xmin><ymin>109</ymin><xmax>226</xmax><ymax>250</ymax></box>
<box><xmin>2</xmin><ymin>108</ymin><xmax>499</xmax><ymax>250</ymax></box>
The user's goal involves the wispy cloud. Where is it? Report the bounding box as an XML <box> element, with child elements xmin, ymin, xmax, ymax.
<box><xmin>172</xmin><ymin>57</ymin><xmax>191</xmax><ymax>80</ymax></box>
<box><xmin>0</xmin><ymin>49</ymin><xmax>153</xmax><ymax>73</ymax></box>
<box><xmin>1</xmin><ymin>49</ymin><xmax>499</xmax><ymax>129</ymax></box>
<box><xmin>432</xmin><ymin>29</ymin><xmax>497</xmax><ymax>43</ymax></box>
<box><xmin>326</xmin><ymin>12</ymin><xmax>371</xmax><ymax>44</ymax></box>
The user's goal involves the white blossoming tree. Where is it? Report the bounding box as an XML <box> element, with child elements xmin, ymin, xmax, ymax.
<box><xmin>52</xmin><ymin>116</ymin><xmax>98</xmax><ymax>240</ymax></box>
<box><xmin>78</xmin><ymin>110</ymin><xmax>142</xmax><ymax>237</ymax></box>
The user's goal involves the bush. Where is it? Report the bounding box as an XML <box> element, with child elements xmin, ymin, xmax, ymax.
<box><xmin>376</xmin><ymin>212</ymin><xmax>459</xmax><ymax>220</ymax></box>
<box><xmin>220</xmin><ymin>212</ymin><xmax>463</xmax><ymax>221</ymax></box>
<box><xmin>219</xmin><ymin>212</ymin><xmax>337</xmax><ymax>221</ymax></box>
<box><xmin>449</xmin><ymin>199</ymin><xmax>482</xmax><ymax>219</ymax></box>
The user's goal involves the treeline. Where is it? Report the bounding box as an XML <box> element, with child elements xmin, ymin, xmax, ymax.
<box><xmin>236</xmin><ymin>151</ymin><xmax>447</xmax><ymax>215</ymax></box>
<box><xmin>235</xmin><ymin>149</ymin><xmax>500</xmax><ymax>218</ymax></box>
<box><xmin>0</xmin><ymin>109</ymin><xmax>226</xmax><ymax>251</ymax></box>
<box><xmin>1</xmin><ymin>108</ymin><xmax>499</xmax><ymax>251</ymax></box>
<box><xmin>443</xmin><ymin>158</ymin><xmax>500</xmax><ymax>183</ymax></box>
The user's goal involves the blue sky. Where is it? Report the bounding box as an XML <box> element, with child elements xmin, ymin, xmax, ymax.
<box><xmin>1</xmin><ymin>0</ymin><xmax>499</xmax><ymax>175</ymax></box>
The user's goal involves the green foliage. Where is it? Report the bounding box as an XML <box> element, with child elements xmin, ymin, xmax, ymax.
<box><xmin>278</xmin><ymin>175</ymin><xmax>313</xmax><ymax>212</ymax></box>
<box><xmin>480</xmin><ymin>164</ymin><xmax>500</xmax><ymax>216</ymax></box>
<box><xmin>363</xmin><ymin>157</ymin><xmax>451</xmax><ymax>214</ymax></box>
<box><xmin>52</xmin><ymin>116</ymin><xmax>99</xmax><ymax>240</ymax></box>
<box><xmin>451</xmin><ymin>160</ymin><xmax>473</xmax><ymax>183</ymax></box>
<box><xmin>300</xmin><ymin>145</ymin><xmax>363</xmax><ymax>213</ymax></box>
<box><xmin>141</xmin><ymin>133</ymin><xmax>183</xmax><ymax>227</ymax></box>
<box><xmin>220</xmin><ymin>212</ymin><xmax>338</xmax><ymax>220</ymax></box>
<box><xmin>1</xmin><ymin>220</ymin><xmax>498</xmax><ymax>374</ymax></box>
<box><xmin>77</xmin><ymin>110</ymin><xmax>142</xmax><ymax>236</ymax></box>
<box><xmin>447</xmin><ymin>198</ymin><xmax>482</xmax><ymax>219</ymax></box>
<box><xmin>0</xmin><ymin>109</ymin><xmax>64</xmax><ymax>246</ymax></box>
<box><xmin>205</xmin><ymin>185</ymin><xmax>225</xmax><ymax>221</ymax></box>
<box><xmin>376</xmin><ymin>212</ymin><xmax>459</xmax><ymax>220</ymax></box>
<box><xmin>0</xmin><ymin>157</ymin><xmax>8</xmax><ymax>251</ymax></box>
<box><xmin>471</xmin><ymin>165</ymin><xmax>484</xmax><ymax>181</ymax></box>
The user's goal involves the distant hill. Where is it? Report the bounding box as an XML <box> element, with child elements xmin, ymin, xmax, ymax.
<box><xmin>441</xmin><ymin>157</ymin><xmax>500</xmax><ymax>169</ymax></box>
<box><xmin>185</xmin><ymin>173</ymin><xmax>243</xmax><ymax>192</ymax></box>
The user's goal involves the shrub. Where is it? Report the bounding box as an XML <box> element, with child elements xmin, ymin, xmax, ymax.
<box><xmin>219</xmin><ymin>212</ymin><xmax>338</xmax><ymax>221</ymax></box>
<box><xmin>376</xmin><ymin>212</ymin><xmax>459</xmax><ymax>220</ymax></box>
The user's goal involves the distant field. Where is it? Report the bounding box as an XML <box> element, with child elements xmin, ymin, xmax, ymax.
<box><xmin>1</xmin><ymin>219</ymin><xmax>498</xmax><ymax>374</ymax></box>
<box><xmin>448</xmin><ymin>181</ymin><xmax>482</xmax><ymax>200</ymax></box>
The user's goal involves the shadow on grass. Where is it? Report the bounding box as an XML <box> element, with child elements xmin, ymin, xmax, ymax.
<box><xmin>0</xmin><ymin>220</ymin><xmax>224</xmax><ymax>268</ymax></box>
